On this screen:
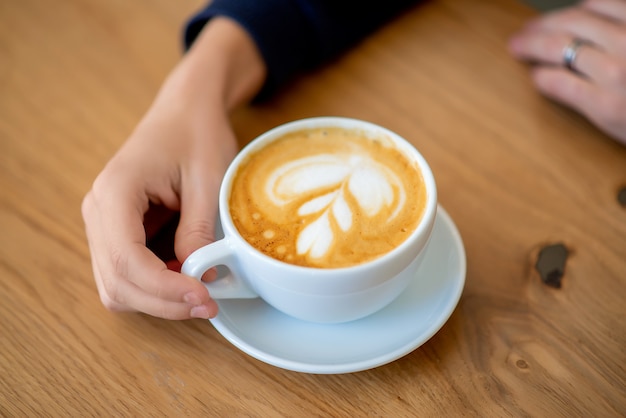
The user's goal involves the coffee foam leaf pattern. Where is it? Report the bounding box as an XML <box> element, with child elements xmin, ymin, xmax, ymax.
<box><xmin>266</xmin><ymin>153</ymin><xmax>406</xmax><ymax>260</ymax></box>
<box><xmin>229</xmin><ymin>127</ymin><xmax>427</xmax><ymax>268</ymax></box>
<box><xmin>297</xmin><ymin>211</ymin><xmax>333</xmax><ymax>258</ymax></box>
<box><xmin>266</xmin><ymin>156</ymin><xmax>350</xmax><ymax>206</ymax></box>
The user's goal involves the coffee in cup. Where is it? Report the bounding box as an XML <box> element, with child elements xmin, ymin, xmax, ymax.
<box><xmin>182</xmin><ymin>117</ymin><xmax>437</xmax><ymax>323</ymax></box>
<box><xmin>229</xmin><ymin>126</ymin><xmax>428</xmax><ymax>269</ymax></box>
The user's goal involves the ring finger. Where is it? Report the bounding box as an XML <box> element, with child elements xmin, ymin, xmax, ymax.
<box><xmin>527</xmin><ymin>7</ymin><xmax>626</xmax><ymax>58</ymax></box>
<box><xmin>510</xmin><ymin>31</ymin><xmax>625</xmax><ymax>89</ymax></box>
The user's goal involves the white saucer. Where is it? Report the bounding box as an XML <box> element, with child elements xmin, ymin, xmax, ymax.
<box><xmin>208</xmin><ymin>205</ymin><xmax>466</xmax><ymax>374</ymax></box>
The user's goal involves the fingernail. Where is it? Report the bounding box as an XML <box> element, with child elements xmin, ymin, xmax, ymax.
<box><xmin>166</xmin><ymin>259</ymin><xmax>182</xmax><ymax>272</ymax></box>
<box><xmin>190</xmin><ymin>305</ymin><xmax>210</xmax><ymax>319</ymax></box>
<box><xmin>184</xmin><ymin>292</ymin><xmax>201</xmax><ymax>306</ymax></box>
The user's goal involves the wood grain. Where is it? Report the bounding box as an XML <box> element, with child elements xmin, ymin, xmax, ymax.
<box><xmin>1</xmin><ymin>0</ymin><xmax>625</xmax><ymax>416</ymax></box>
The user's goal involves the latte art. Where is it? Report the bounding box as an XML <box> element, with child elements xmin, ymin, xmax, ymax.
<box><xmin>266</xmin><ymin>154</ymin><xmax>406</xmax><ymax>259</ymax></box>
<box><xmin>229</xmin><ymin>127</ymin><xmax>427</xmax><ymax>268</ymax></box>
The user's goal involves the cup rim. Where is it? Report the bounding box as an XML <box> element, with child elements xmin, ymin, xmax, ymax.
<box><xmin>218</xmin><ymin>116</ymin><xmax>438</xmax><ymax>274</ymax></box>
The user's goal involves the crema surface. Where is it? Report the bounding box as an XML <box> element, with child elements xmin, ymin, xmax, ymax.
<box><xmin>229</xmin><ymin>128</ymin><xmax>427</xmax><ymax>268</ymax></box>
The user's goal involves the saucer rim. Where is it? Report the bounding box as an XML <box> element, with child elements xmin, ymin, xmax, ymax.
<box><xmin>208</xmin><ymin>205</ymin><xmax>466</xmax><ymax>374</ymax></box>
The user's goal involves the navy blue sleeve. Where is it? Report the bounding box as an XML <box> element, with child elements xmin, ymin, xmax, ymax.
<box><xmin>184</xmin><ymin>0</ymin><xmax>420</xmax><ymax>100</ymax></box>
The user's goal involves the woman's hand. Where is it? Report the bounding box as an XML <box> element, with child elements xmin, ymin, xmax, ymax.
<box><xmin>82</xmin><ymin>99</ymin><xmax>236</xmax><ymax>319</ymax></box>
<box><xmin>509</xmin><ymin>0</ymin><xmax>626</xmax><ymax>145</ymax></box>
<box><xmin>81</xmin><ymin>18</ymin><xmax>265</xmax><ymax>319</ymax></box>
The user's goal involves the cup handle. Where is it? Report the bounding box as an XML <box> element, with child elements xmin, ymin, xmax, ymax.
<box><xmin>181</xmin><ymin>239</ymin><xmax>258</xmax><ymax>299</ymax></box>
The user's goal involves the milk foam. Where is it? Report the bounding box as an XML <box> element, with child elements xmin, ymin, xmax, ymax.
<box><xmin>265</xmin><ymin>156</ymin><xmax>350</xmax><ymax>206</ymax></box>
<box><xmin>265</xmin><ymin>151</ymin><xmax>406</xmax><ymax>259</ymax></box>
<box><xmin>229</xmin><ymin>127</ymin><xmax>426</xmax><ymax>268</ymax></box>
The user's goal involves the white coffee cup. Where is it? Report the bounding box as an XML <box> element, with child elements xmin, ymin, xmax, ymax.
<box><xmin>182</xmin><ymin>117</ymin><xmax>437</xmax><ymax>323</ymax></box>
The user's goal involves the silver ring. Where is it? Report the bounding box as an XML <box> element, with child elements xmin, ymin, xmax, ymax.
<box><xmin>563</xmin><ymin>38</ymin><xmax>585</xmax><ymax>71</ymax></box>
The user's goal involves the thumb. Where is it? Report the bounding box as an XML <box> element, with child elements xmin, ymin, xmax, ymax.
<box><xmin>175</xmin><ymin>168</ymin><xmax>222</xmax><ymax>263</ymax></box>
<box><xmin>174</xmin><ymin>116</ymin><xmax>239</xmax><ymax>269</ymax></box>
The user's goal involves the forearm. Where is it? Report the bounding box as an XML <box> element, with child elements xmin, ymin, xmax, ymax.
<box><xmin>163</xmin><ymin>17</ymin><xmax>266</xmax><ymax>114</ymax></box>
<box><xmin>185</xmin><ymin>0</ymin><xmax>420</xmax><ymax>100</ymax></box>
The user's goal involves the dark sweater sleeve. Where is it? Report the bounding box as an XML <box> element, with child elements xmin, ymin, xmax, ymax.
<box><xmin>184</xmin><ymin>0</ymin><xmax>419</xmax><ymax>100</ymax></box>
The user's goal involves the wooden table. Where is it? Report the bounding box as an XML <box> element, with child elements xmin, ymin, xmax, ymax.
<box><xmin>2</xmin><ymin>0</ymin><xmax>625</xmax><ymax>416</ymax></box>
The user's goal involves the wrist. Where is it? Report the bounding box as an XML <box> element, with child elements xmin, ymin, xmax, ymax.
<box><xmin>167</xmin><ymin>17</ymin><xmax>266</xmax><ymax>114</ymax></box>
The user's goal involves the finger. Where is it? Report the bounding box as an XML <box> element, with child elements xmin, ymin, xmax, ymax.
<box><xmin>101</xmin><ymin>257</ymin><xmax>217</xmax><ymax>319</ymax></box>
<box><xmin>509</xmin><ymin>31</ymin><xmax>572</xmax><ymax>65</ymax></box>
<box><xmin>89</xmin><ymin>207</ymin><xmax>217</xmax><ymax>318</ymax></box>
<box><xmin>530</xmin><ymin>66</ymin><xmax>621</xmax><ymax>135</ymax></box>
<box><xmin>509</xmin><ymin>31</ymin><xmax>625</xmax><ymax>88</ymax></box>
<box><xmin>531</xmin><ymin>66</ymin><xmax>597</xmax><ymax>114</ymax></box>
<box><xmin>173</xmin><ymin>117</ymin><xmax>238</xmax><ymax>264</ymax></box>
<box><xmin>176</xmin><ymin>172</ymin><xmax>221</xmax><ymax>283</ymax></box>
<box><xmin>83</xmin><ymin>199</ymin><xmax>125</xmax><ymax>311</ymax></box>
<box><xmin>175</xmin><ymin>155</ymin><xmax>223</xmax><ymax>252</ymax></box>
<box><xmin>85</xmin><ymin>192</ymin><xmax>217</xmax><ymax>319</ymax></box>
<box><xmin>526</xmin><ymin>7</ymin><xmax>624</xmax><ymax>56</ymax></box>
<box><xmin>175</xmin><ymin>178</ymin><xmax>220</xmax><ymax>260</ymax></box>
<box><xmin>89</xmin><ymin>172</ymin><xmax>213</xmax><ymax>310</ymax></box>
<box><xmin>582</xmin><ymin>0</ymin><xmax>626</xmax><ymax>24</ymax></box>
